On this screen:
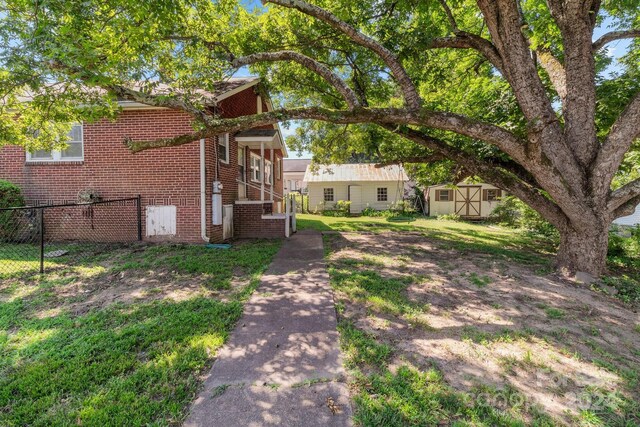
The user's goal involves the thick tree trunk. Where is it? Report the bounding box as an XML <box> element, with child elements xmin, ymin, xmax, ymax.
<box><xmin>555</xmin><ymin>223</ymin><xmax>609</xmax><ymax>277</ymax></box>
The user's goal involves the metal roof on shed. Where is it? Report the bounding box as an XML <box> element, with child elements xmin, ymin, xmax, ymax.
<box><xmin>304</xmin><ymin>163</ymin><xmax>408</xmax><ymax>183</ymax></box>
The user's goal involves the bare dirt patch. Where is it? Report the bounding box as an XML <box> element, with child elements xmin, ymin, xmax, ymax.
<box><xmin>327</xmin><ymin>232</ymin><xmax>640</xmax><ymax>425</ymax></box>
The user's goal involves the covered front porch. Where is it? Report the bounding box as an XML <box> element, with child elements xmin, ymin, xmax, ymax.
<box><xmin>233</xmin><ymin>128</ymin><xmax>295</xmax><ymax>238</ymax></box>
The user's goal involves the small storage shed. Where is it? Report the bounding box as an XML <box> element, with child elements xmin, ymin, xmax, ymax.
<box><xmin>304</xmin><ymin>163</ymin><xmax>408</xmax><ymax>214</ymax></box>
<box><xmin>428</xmin><ymin>183</ymin><xmax>505</xmax><ymax>219</ymax></box>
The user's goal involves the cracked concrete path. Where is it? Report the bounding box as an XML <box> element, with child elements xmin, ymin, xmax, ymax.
<box><xmin>184</xmin><ymin>230</ymin><xmax>352</xmax><ymax>427</ymax></box>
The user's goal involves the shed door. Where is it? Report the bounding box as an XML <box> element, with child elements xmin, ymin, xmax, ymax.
<box><xmin>349</xmin><ymin>185</ymin><xmax>362</xmax><ymax>214</ymax></box>
<box><xmin>146</xmin><ymin>206</ymin><xmax>177</xmax><ymax>237</ymax></box>
<box><xmin>454</xmin><ymin>186</ymin><xmax>481</xmax><ymax>217</ymax></box>
<box><xmin>223</xmin><ymin>204</ymin><xmax>233</xmax><ymax>240</ymax></box>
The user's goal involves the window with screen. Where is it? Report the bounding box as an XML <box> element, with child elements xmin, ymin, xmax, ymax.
<box><xmin>27</xmin><ymin>123</ymin><xmax>83</xmax><ymax>162</ymax></box>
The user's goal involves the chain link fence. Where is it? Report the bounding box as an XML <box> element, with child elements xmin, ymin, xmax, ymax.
<box><xmin>0</xmin><ymin>196</ymin><xmax>142</xmax><ymax>278</ymax></box>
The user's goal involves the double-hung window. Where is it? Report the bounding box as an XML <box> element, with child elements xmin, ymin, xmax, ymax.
<box><xmin>218</xmin><ymin>133</ymin><xmax>229</xmax><ymax>164</ymax></box>
<box><xmin>27</xmin><ymin>123</ymin><xmax>84</xmax><ymax>162</ymax></box>
<box><xmin>250</xmin><ymin>153</ymin><xmax>262</xmax><ymax>182</ymax></box>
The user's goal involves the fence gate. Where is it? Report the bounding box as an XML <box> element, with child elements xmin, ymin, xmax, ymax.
<box><xmin>0</xmin><ymin>196</ymin><xmax>142</xmax><ymax>277</ymax></box>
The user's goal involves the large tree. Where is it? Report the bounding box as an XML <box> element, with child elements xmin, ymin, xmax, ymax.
<box><xmin>1</xmin><ymin>0</ymin><xmax>639</xmax><ymax>276</ymax></box>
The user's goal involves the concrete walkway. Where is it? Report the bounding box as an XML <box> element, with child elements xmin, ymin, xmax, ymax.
<box><xmin>184</xmin><ymin>230</ymin><xmax>352</xmax><ymax>427</ymax></box>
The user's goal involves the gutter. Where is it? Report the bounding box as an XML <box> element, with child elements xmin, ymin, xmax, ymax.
<box><xmin>200</xmin><ymin>138</ymin><xmax>209</xmax><ymax>242</ymax></box>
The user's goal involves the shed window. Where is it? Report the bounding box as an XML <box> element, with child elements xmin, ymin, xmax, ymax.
<box><xmin>218</xmin><ymin>133</ymin><xmax>229</xmax><ymax>164</ymax></box>
<box><xmin>324</xmin><ymin>188</ymin><xmax>334</xmax><ymax>202</ymax></box>
<box><xmin>250</xmin><ymin>153</ymin><xmax>261</xmax><ymax>182</ymax></box>
<box><xmin>483</xmin><ymin>189</ymin><xmax>502</xmax><ymax>201</ymax></box>
<box><xmin>377</xmin><ymin>187</ymin><xmax>388</xmax><ymax>202</ymax></box>
<box><xmin>27</xmin><ymin>123</ymin><xmax>84</xmax><ymax>162</ymax></box>
<box><xmin>435</xmin><ymin>189</ymin><xmax>452</xmax><ymax>201</ymax></box>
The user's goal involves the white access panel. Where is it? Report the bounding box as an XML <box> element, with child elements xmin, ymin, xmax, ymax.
<box><xmin>146</xmin><ymin>205</ymin><xmax>177</xmax><ymax>237</ymax></box>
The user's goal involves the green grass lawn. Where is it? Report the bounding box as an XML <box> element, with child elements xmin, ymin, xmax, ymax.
<box><xmin>297</xmin><ymin>213</ymin><xmax>556</xmax><ymax>267</ymax></box>
<box><xmin>0</xmin><ymin>240</ymin><xmax>281</xmax><ymax>426</ymax></box>
<box><xmin>314</xmin><ymin>214</ymin><xmax>640</xmax><ymax>426</ymax></box>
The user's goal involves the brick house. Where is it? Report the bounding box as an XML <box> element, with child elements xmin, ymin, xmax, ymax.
<box><xmin>0</xmin><ymin>77</ymin><xmax>289</xmax><ymax>242</ymax></box>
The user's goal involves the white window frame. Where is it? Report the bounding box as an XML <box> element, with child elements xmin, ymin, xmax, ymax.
<box><xmin>250</xmin><ymin>153</ymin><xmax>262</xmax><ymax>183</ymax></box>
<box><xmin>324</xmin><ymin>188</ymin><xmax>334</xmax><ymax>202</ymax></box>
<box><xmin>26</xmin><ymin>123</ymin><xmax>84</xmax><ymax>163</ymax></box>
<box><xmin>265</xmin><ymin>159</ymin><xmax>273</xmax><ymax>185</ymax></box>
<box><xmin>377</xmin><ymin>187</ymin><xmax>388</xmax><ymax>202</ymax></box>
<box><xmin>218</xmin><ymin>133</ymin><xmax>229</xmax><ymax>164</ymax></box>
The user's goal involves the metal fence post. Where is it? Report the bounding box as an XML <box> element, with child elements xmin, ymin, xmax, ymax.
<box><xmin>136</xmin><ymin>195</ymin><xmax>142</xmax><ymax>241</ymax></box>
<box><xmin>39</xmin><ymin>208</ymin><xmax>45</xmax><ymax>274</ymax></box>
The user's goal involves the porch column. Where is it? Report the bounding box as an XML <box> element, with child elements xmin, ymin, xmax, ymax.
<box><xmin>260</xmin><ymin>142</ymin><xmax>265</xmax><ymax>201</ymax></box>
<box><xmin>270</xmin><ymin>148</ymin><xmax>274</xmax><ymax>202</ymax></box>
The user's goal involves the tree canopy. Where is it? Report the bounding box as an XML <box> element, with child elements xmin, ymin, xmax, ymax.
<box><xmin>1</xmin><ymin>0</ymin><xmax>639</xmax><ymax>275</ymax></box>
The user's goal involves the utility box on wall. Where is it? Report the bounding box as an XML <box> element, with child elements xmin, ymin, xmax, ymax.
<box><xmin>212</xmin><ymin>181</ymin><xmax>223</xmax><ymax>225</ymax></box>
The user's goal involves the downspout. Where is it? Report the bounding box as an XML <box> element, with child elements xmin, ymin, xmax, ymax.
<box><xmin>200</xmin><ymin>138</ymin><xmax>209</xmax><ymax>242</ymax></box>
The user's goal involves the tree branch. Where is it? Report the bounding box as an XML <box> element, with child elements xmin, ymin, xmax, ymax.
<box><xmin>592</xmin><ymin>91</ymin><xmax>640</xmax><ymax>197</ymax></box>
<box><xmin>232</xmin><ymin>51</ymin><xmax>360</xmax><ymax>108</ymax></box>
<box><xmin>536</xmin><ymin>49</ymin><xmax>566</xmax><ymax>101</ymax></box>
<box><xmin>123</xmin><ymin>105</ymin><xmax>526</xmax><ymax>163</ymax></box>
<box><xmin>593</xmin><ymin>28</ymin><xmax>640</xmax><ymax>51</ymax></box>
<box><xmin>382</xmin><ymin>124</ymin><xmax>568</xmax><ymax>228</ymax></box>
<box><xmin>426</xmin><ymin>33</ymin><xmax>504</xmax><ymax>73</ymax></box>
<box><xmin>608</xmin><ymin>177</ymin><xmax>640</xmax><ymax>213</ymax></box>
<box><xmin>437</xmin><ymin>0</ymin><xmax>459</xmax><ymax>32</ymax></box>
<box><xmin>375</xmin><ymin>153</ymin><xmax>447</xmax><ymax>168</ymax></box>
<box><xmin>263</xmin><ymin>0</ymin><xmax>422</xmax><ymax>110</ymax></box>
<box><xmin>612</xmin><ymin>193</ymin><xmax>640</xmax><ymax>220</ymax></box>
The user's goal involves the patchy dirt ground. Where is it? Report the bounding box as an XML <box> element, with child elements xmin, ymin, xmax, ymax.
<box><xmin>326</xmin><ymin>232</ymin><xmax>640</xmax><ymax>425</ymax></box>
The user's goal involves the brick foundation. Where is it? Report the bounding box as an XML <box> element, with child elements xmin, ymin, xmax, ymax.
<box><xmin>234</xmin><ymin>202</ymin><xmax>285</xmax><ymax>239</ymax></box>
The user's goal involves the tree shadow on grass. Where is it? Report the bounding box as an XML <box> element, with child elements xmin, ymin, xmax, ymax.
<box><xmin>0</xmin><ymin>297</ymin><xmax>242</xmax><ymax>426</ymax></box>
<box><xmin>325</xmin><ymin>232</ymin><xmax>640</xmax><ymax>426</ymax></box>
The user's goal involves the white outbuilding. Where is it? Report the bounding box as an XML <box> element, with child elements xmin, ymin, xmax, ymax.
<box><xmin>304</xmin><ymin>163</ymin><xmax>409</xmax><ymax>214</ymax></box>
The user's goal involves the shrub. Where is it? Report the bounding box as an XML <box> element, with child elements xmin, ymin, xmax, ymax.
<box><xmin>608</xmin><ymin>233</ymin><xmax>626</xmax><ymax>257</ymax></box>
<box><xmin>0</xmin><ymin>180</ymin><xmax>25</xmax><ymax>241</ymax></box>
<box><xmin>489</xmin><ymin>195</ymin><xmax>557</xmax><ymax>237</ymax></box>
<box><xmin>322</xmin><ymin>200</ymin><xmax>351</xmax><ymax>217</ymax></box>
<box><xmin>0</xmin><ymin>180</ymin><xmax>24</xmax><ymax>209</ymax></box>
<box><xmin>488</xmin><ymin>196</ymin><xmax>520</xmax><ymax>227</ymax></box>
<box><xmin>437</xmin><ymin>213</ymin><xmax>461</xmax><ymax>221</ymax></box>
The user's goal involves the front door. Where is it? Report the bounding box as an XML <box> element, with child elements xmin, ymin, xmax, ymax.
<box><xmin>454</xmin><ymin>186</ymin><xmax>481</xmax><ymax>217</ymax></box>
<box><xmin>349</xmin><ymin>185</ymin><xmax>362</xmax><ymax>214</ymax></box>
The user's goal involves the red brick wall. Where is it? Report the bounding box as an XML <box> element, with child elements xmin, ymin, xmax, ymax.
<box><xmin>0</xmin><ymin>108</ymin><xmax>205</xmax><ymax>242</ymax></box>
<box><xmin>0</xmin><ymin>85</ymin><xmax>284</xmax><ymax>243</ymax></box>
<box><xmin>234</xmin><ymin>203</ymin><xmax>285</xmax><ymax>239</ymax></box>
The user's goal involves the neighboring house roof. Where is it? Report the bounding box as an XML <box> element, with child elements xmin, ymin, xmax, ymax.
<box><xmin>17</xmin><ymin>77</ymin><xmax>260</xmax><ymax>108</ymax></box>
<box><xmin>304</xmin><ymin>163</ymin><xmax>408</xmax><ymax>183</ymax></box>
<box><xmin>283</xmin><ymin>159</ymin><xmax>312</xmax><ymax>173</ymax></box>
